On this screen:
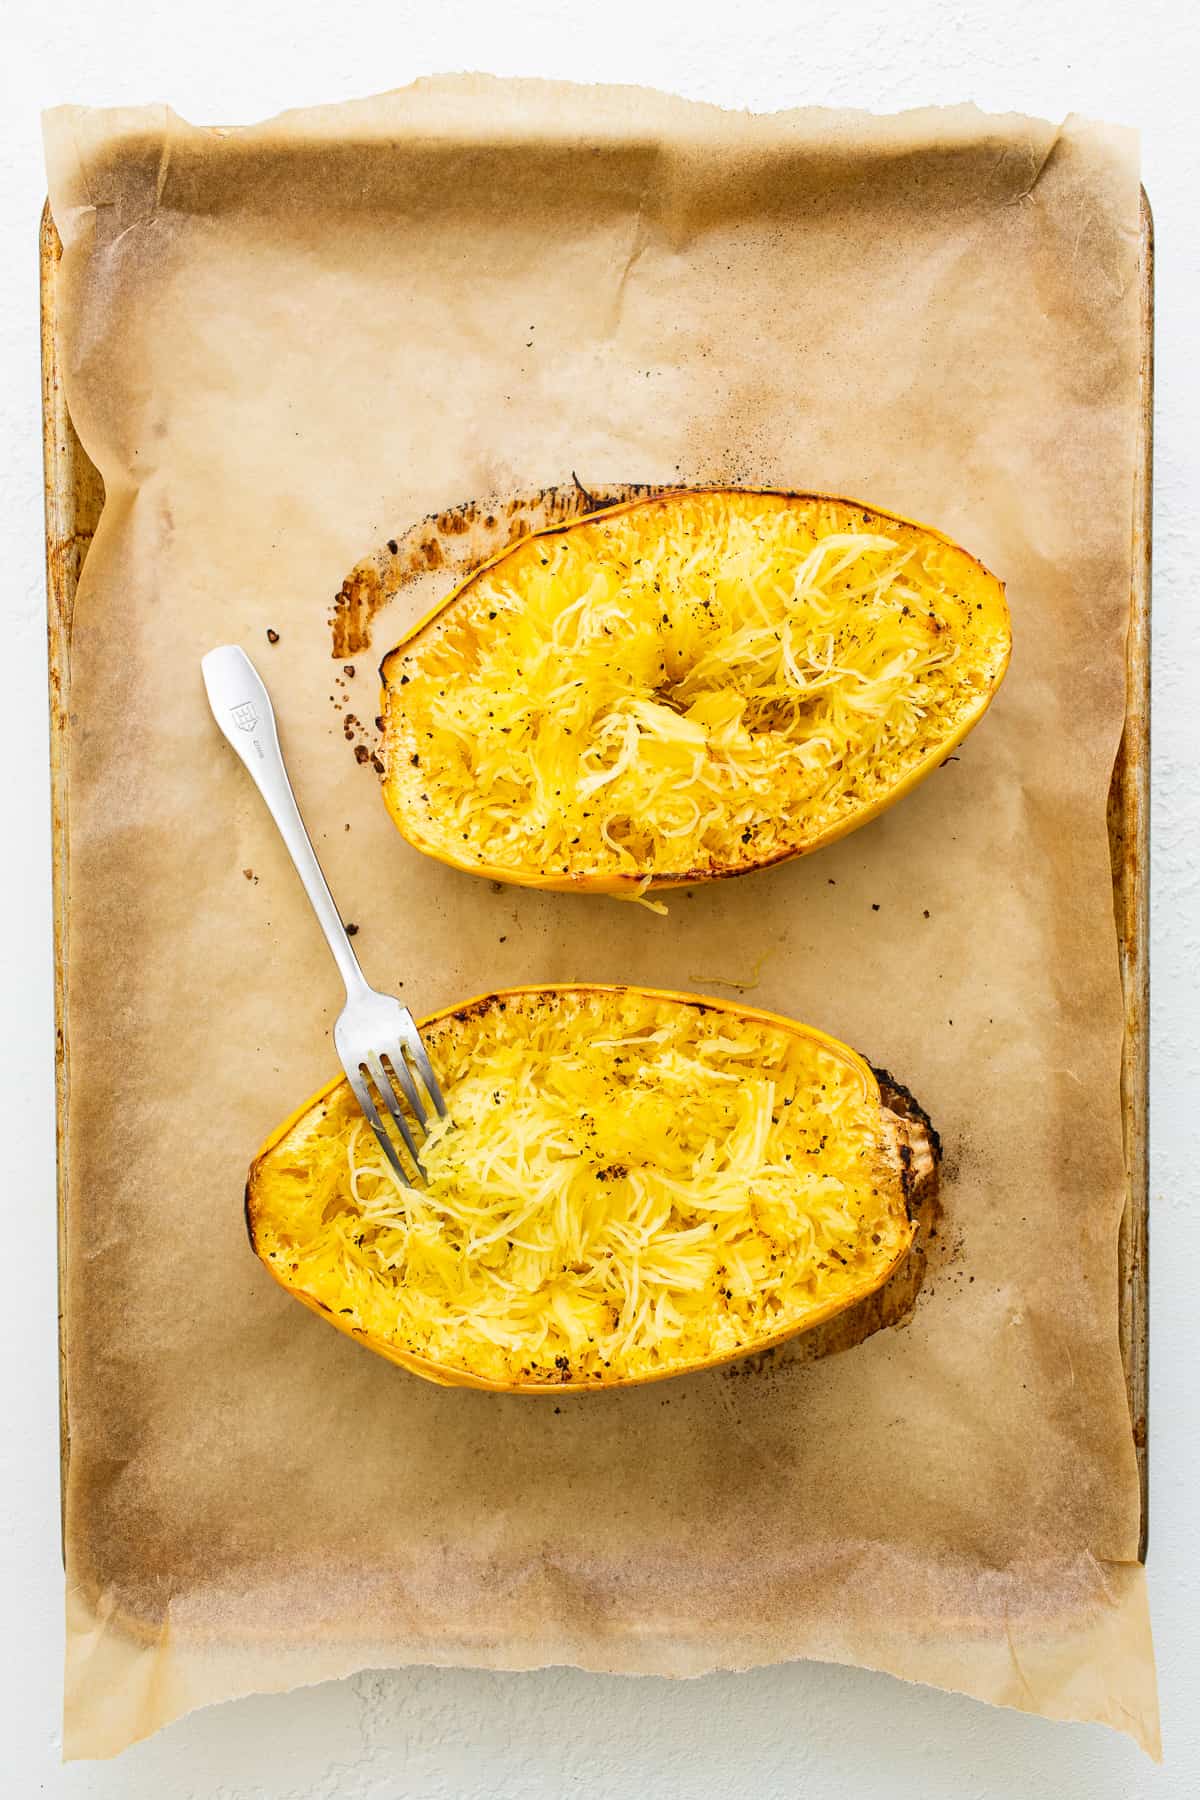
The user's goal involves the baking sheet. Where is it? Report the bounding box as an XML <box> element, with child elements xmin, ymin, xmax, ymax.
<box><xmin>41</xmin><ymin>83</ymin><xmax>1156</xmax><ymax>1758</ymax></box>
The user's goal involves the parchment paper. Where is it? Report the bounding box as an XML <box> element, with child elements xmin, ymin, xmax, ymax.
<box><xmin>43</xmin><ymin>79</ymin><xmax>1156</xmax><ymax>1760</ymax></box>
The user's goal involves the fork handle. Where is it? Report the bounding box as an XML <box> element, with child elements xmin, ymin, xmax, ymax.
<box><xmin>201</xmin><ymin>645</ymin><xmax>367</xmax><ymax>1000</ymax></box>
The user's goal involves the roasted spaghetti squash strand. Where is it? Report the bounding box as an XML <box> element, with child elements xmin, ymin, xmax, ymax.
<box><xmin>250</xmin><ymin>989</ymin><xmax>912</xmax><ymax>1387</ymax></box>
<box><xmin>382</xmin><ymin>491</ymin><xmax>1008</xmax><ymax>882</ymax></box>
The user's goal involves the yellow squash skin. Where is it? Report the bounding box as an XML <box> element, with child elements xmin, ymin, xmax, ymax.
<box><xmin>246</xmin><ymin>985</ymin><xmax>935</xmax><ymax>1393</ymax></box>
<box><xmin>379</xmin><ymin>490</ymin><xmax>1010</xmax><ymax>895</ymax></box>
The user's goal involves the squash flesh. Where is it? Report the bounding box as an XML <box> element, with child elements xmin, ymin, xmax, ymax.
<box><xmin>380</xmin><ymin>491</ymin><xmax>1010</xmax><ymax>890</ymax></box>
<box><xmin>247</xmin><ymin>987</ymin><xmax>921</xmax><ymax>1390</ymax></box>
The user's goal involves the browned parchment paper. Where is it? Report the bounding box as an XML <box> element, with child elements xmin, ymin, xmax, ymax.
<box><xmin>43</xmin><ymin>79</ymin><xmax>1156</xmax><ymax>1759</ymax></box>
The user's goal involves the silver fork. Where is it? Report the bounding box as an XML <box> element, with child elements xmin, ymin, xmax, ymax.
<box><xmin>201</xmin><ymin>644</ymin><xmax>446</xmax><ymax>1185</ymax></box>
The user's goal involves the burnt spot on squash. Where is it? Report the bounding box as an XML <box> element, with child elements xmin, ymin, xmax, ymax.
<box><xmin>448</xmin><ymin>994</ymin><xmax>508</xmax><ymax>1027</ymax></box>
<box><xmin>243</xmin><ymin>1180</ymin><xmax>258</xmax><ymax>1251</ymax></box>
<box><xmin>897</xmin><ymin>1140</ymin><xmax>915</xmax><ymax>1205</ymax></box>
<box><xmin>873</xmin><ymin>1066</ymin><xmax>942</xmax><ymax>1224</ymax></box>
<box><xmin>872</xmin><ymin>1066</ymin><xmax>943</xmax><ymax>1165</ymax></box>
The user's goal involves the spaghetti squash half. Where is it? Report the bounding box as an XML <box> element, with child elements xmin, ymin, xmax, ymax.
<box><xmin>379</xmin><ymin>490</ymin><xmax>1009</xmax><ymax>894</ymax></box>
<box><xmin>246</xmin><ymin>986</ymin><xmax>939</xmax><ymax>1391</ymax></box>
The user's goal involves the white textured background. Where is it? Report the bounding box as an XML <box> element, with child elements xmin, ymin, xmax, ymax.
<box><xmin>3</xmin><ymin>2</ymin><xmax>1196</xmax><ymax>1794</ymax></box>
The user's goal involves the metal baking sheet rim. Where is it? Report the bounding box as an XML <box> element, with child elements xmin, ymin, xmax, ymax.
<box><xmin>39</xmin><ymin>193</ymin><xmax>1154</xmax><ymax>1561</ymax></box>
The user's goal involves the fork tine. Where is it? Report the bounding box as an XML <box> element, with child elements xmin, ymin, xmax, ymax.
<box><xmin>381</xmin><ymin>1044</ymin><xmax>427</xmax><ymax>1127</ymax></box>
<box><xmin>347</xmin><ymin>1065</ymin><xmax>413</xmax><ymax>1187</ymax></box>
<box><xmin>365</xmin><ymin>1053</ymin><xmax>425</xmax><ymax>1173</ymax></box>
<box><xmin>398</xmin><ymin>1024</ymin><xmax>449</xmax><ymax>1118</ymax></box>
